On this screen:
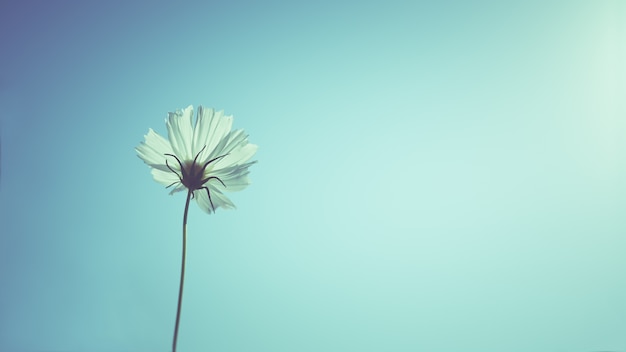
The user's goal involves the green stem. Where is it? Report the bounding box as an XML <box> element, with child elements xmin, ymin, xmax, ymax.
<box><xmin>173</xmin><ymin>190</ymin><xmax>192</xmax><ymax>352</ymax></box>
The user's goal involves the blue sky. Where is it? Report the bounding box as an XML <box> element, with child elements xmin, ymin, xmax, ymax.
<box><xmin>1</xmin><ymin>1</ymin><xmax>625</xmax><ymax>351</ymax></box>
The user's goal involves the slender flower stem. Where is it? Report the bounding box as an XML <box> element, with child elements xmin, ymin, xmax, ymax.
<box><xmin>173</xmin><ymin>190</ymin><xmax>192</xmax><ymax>352</ymax></box>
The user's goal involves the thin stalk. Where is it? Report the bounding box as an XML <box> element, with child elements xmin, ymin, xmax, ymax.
<box><xmin>173</xmin><ymin>190</ymin><xmax>192</xmax><ymax>352</ymax></box>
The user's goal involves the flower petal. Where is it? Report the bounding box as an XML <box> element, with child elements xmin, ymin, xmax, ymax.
<box><xmin>209</xmin><ymin>129</ymin><xmax>246</xmax><ymax>160</ymax></box>
<box><xmin>193</xmin><ymin>106</ymin><xmax>232</xmax><ymax>160</ymax></box>
<box><xmin>151</xmin><ymin>167</ymin><xmax>181</xmax><ymax>188</ymax></box>
<box><xmin>214</xmin><ymin>143</ymin><xmax>258</xmax><ymax>169</ymax></box>
<box><xmin>166</xmin><ymin>105</ymin><xmax>194</xmax><ymax>160</ymax></box>
<box><xmin>168</xmin><ymin>184</ymin><xmax>186</xmax><ymax>195</ymax></box>
<box><xmin>192</xmin><ymin>106</ymin><xmax>213</xmax><ymax>158</ymax></box>
<box><xmin>194</xmin><ymin>186</ymin><xmax>235</xmax><ymax>214</ymax></box>
<box><xmin>220</xmin><ymin>172</ymin><xmax>252</xmax><ymax>191</ymax></box>
<box><xmin>200</xmin><ymin>110</ymin><xmax>234</xmax><ymax>162</ymax></box>
<box><xmin>136</xmin><ymin>128</ymin><xmax>174</xmax><ymax>171</ymax></box>
<box><xmin>211</xmin><ymin>161</ymin><xmax>256</xmax><ymax>191</ymax></box>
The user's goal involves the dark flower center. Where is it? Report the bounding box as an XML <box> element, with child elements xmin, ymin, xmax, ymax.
<box><xmin>165</xmin><ymin>145</ymin><xmax>228</xmax><ymax>211</ymax></box>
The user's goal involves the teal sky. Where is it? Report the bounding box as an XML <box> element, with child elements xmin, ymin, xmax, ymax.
<box><xmin>1</xmin><ymin>1</ymin><xmax>625</xmax><ymax>351</ymax></box>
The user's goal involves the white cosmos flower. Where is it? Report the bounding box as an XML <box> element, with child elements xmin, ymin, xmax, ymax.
<box><xmin>136</xmin><ymin>105</ymin><xmax>257</xmax><ymax>214</ymax></box>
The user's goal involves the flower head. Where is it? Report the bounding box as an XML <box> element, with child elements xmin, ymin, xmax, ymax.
<box><xmin>136</xmin><ymin>105</ymin><xmax>257</xmax><ymax>214</ymax></box>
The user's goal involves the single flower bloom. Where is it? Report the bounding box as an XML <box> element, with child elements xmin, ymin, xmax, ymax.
<box><xmin>136</xmin><ymin>105</ymin><xmax>257</xmax><ymax>213</ymax></box>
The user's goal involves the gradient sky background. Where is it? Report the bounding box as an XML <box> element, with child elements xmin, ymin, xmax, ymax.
<box><xmin>1</xmin><ymin>1</ymin><xmax>625</xmax><ymax>351</ymax></box>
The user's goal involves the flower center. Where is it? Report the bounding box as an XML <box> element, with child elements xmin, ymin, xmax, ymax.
<box><xmin>176</xmin><ymin>161</ymin><xmax>201</xmax><ymax>190</ymax></box>
<box><xmin>164</xmin><ymin>146</ymin><xmax>228</xmax><ymax>211</ymax></box>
